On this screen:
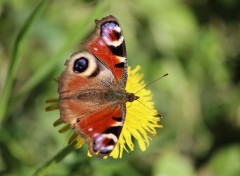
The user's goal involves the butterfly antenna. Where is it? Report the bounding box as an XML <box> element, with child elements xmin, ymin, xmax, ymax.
<box><xmin>126</xmin><ymin>102</ymin><xmax>132</xmax><ymax>109</ymax></box>
<box><xmin>136</xmin><ymin>99</ymin><xmax>162</xmax><ymax>118</ymax></box>
<box><xmin>135</xmin><ymin>73</ymin><xmax>168</xmax><ymax>94</ymax></box>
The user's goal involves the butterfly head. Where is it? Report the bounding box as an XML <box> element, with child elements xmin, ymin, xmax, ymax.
<box><xmin>126</xmin><ymin>92</ymin><xmax>139</xmax><ymax>102</ymax></box>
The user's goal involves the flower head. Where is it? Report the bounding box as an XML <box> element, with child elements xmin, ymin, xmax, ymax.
<box><xmin>46</xmin><ymin>66</ymin><xmax>162</xmax><ymax>159</ymax></box>
<box><xmin>109</xmin><ymin>66</ymin><xmax>162</xmax><ymax>158</ymax></box>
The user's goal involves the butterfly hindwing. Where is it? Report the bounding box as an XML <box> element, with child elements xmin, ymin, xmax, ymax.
<box><xmin>75</xmin><ymin>104</ymin><xmax>125</xmax><ymax>156</ymax></box>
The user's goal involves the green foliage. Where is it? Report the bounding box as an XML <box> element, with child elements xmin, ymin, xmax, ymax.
<box><xmin>0</xmin><ymin>0</ymin><xmax>49</xmax><ymax>123</ymax></box>
<box><xmin>0</xmin><ymin>0</ymin><xmax>240</xmax><ymax>175</ymax></box>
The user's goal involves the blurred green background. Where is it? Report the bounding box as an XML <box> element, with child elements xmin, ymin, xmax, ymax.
<box><xmin>0</xmin><ymin>0</ymin><xmax>240</xmax><ymax>175</ymax></box>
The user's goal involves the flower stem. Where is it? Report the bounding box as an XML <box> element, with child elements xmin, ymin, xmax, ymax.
<box><xmin>32</xmin><ymin>144</ymin><xmax>74</xmax><ymax>176</ymax></box>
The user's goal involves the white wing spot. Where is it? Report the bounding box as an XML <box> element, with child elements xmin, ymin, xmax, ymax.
<box><xmin>103</xmin><ymin>35</ymin><xmax>124</xmax><ymax>47</ymax></box>
<box><xmin>114</xmin><ymin>26</ymin><xmax>121</xmax><ymax>33</ymax></box>
<box><xmin>117</xmin><ymin>56</ymin><xmax>126</xmax><ymax>63</ymax></box>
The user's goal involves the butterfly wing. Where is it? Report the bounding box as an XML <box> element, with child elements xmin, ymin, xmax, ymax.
<box><xmin>58</xmin><ymin>51</ymin><xmax>126</xmax><ymax>157</ymax></box>
<box><xmin>75</xmin><ymin>104</ymin><xmax>125</xmax><ymax>156</ymax></box>
<box><xmin>84</xmin><ymin>15</ymin><xmax>128</xmax><ymax>87</ymax></box>
<box><xmin>58</xmin><ymin>51</ymin><xmax>114</xmax><ymax>124</ymax></box>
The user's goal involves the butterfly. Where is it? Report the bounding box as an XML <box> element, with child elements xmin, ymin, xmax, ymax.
<box><xmin>58</xmin><ymin>15</ymin><xmax>140</xmax><ymax>157</ymax></box>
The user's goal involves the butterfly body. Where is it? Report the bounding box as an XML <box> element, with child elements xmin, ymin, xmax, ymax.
<box><xmin>58</xmin><ymin>15</ymin><xmax>138</xmax><ymax>157</ymax></box>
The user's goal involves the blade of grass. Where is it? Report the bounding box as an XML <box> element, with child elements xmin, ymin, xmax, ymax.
<box><xmin>0</xmin><ymin>0</ymin><xmax>49</xmax><ymax>123</ymax></box>
<box><xmin>14</xmin><ymin>1</ymin><xmax>109</xmax><ymax>104</ymax></box>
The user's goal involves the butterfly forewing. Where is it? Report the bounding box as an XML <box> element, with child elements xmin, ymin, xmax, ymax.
<box><xmin>84</xmin><ymin>15</ymin><xmax>128</xmax><ymax>87</ymax></box>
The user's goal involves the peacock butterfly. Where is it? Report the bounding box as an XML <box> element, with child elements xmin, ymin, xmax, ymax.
<box><xmin>58</xmin><ymin>15</ymin><xmax>139</xmax><ymax>157</ymax></box>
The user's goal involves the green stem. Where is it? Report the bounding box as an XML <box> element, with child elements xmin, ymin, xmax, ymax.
<box><xmin>32</xmin><ymin>144</ymin><xmax>75</xmax><ymax>176</ymax></box>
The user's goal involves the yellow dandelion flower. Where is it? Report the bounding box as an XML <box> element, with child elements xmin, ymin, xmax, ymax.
<box><xmin>109</xmin><ymin>66</ymin><xmax>163</xmax><ymax>158</ymax></box>
<box><xmin>46</xmin><ymin>66</ymin><xmax>162</xmax><ymax>159</ymax></box>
